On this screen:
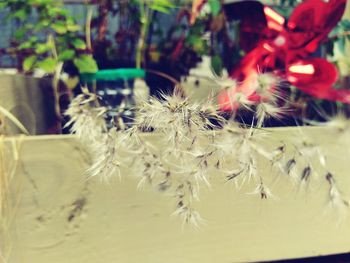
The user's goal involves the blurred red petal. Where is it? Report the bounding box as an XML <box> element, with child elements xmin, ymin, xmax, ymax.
<box><xmin>287</xmin><ymin>0</ymin><xmax>346</xmax><ymax>53</ymax></box>
<box><xmin>327</xmin><ymin>89</ymin><xmax>350</xmax><ymax>104</ymax></box>
<box><xmin>287</xmin><ymin>58</ymin><xmax>338</xmax><ymax>86</ymax></box>
<box><xmin>264</xmin><ymin>6</ymin><xmax>285</xmax><ymax>32</ymax></box>
<box><xmin>231</xmin><ymin>45</ymin><xmax>272</xmax><ymax>80</ymax></box>
<box><xmin>287</xmin><ymin>58</ymin><xmax>341</xmax><ymax>100</ymax></box>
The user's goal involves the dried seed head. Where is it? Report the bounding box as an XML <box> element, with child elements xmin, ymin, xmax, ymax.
<box><xmin>255</xmin><ymin>73</ymin><xmax>280</xmax><ymax>101</ymax></box>
<box><xmin>65</xmin><ymin>93</ymin><xmax>107</xmax><ymax>143</ymax></box>
<box><xmin>86</xmin><ymin>128</ymin><xmax>121</xmax><ymax>181</ymax></box>
<box><xmin>301</xmin><ymin>166</ymin><xmax>312</xmax><ymax>182</ymax></box>
<box><xmin>65</xmin><ymin>87</ymin><xmax>350</xmax><ymax>227</ymax></box>
<box><xmin>285</xmin><ymin>158</ymin><xmax>296</xmax><ymax>175</ymax></box>
<box><xmin>248</xmin><ymin>181</ymin><xmax>274</xmax><ymax>200</ymax></box>
<box><xmin>325</xmin><ymin>114</ymin><xmax>349</xmax><ymax>133</ymax></box>
<box><xmin>172</xmin><ymin>204</ymin><xmax>204</xmax><ymax>229</ymax></box>
<box><xmin>212</xmin><ymin>70</ymin><xmax>237</xmax><ymax>90</ymax></box>
<box><xmin>256</xmin><ymin>102</ymin><xmax>285</xmax><ymax>127</ymax></box>
<box><xmin>325</xmin><ymin>173</ymin><xmax>349</xmax><ymax>216</ymax></box>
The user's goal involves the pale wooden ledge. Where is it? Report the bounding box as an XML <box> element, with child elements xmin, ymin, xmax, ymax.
<box><xmin>1</xmin><ymin>126</ymin><xmax>350</xmax><ymax>263</ymax></box>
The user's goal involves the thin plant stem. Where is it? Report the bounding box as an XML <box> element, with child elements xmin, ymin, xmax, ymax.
<box><xmin>48</xmin><ymin>34</ymin><xmax>58</xmax><ymax>59</ymax></box>
<box><xmin>136</xmin><ymin>0</ymin><xmax>149</xmax><ymax>69</ymax></box>
<box><xmin>0</xmin><ymin>136</ymin><xmax>7</xmax><ymax>223</ymax></box>
<box><xmin>0</xmin><ymin>136</ymin><xmax>10</xmax><ymax>262</ymax></box>
<box><xmin>0</xmin><ymin>106</ymin><xmax>29</xmax><ymax>135</ymax></box>
<box><xmin>0</xmin><ymin>137</ymin><xmax>24</xmax><ymax>263</ymax></box>
<box><xmin>145</xmin><ymin>69</ymin><xmax>181</xmax><ymax>86</ymax></box>
<box><xmin>48</xmin><ymin>34</ymin><xmax>63</xmax><ymax>129</ymax></box>
<box><xmin>146</xmin><ymin>69</ymin><xmax>186</xmax><ymax>97</ymax></box>
<box><xmin>86</xmin><ymin>6</ymin><xmax>93</xmax><ymax>51</ymax></box>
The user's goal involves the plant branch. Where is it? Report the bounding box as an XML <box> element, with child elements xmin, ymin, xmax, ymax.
<box><xmin>0</xmin><ymin>106</ymin><xmax>29</xmax><ymax>135</ymax></box>
<box><xmin>136</xmin><ymin>0</ymin><xmax>149</xmax><ymax>69</ymax></box>
<box><xmin>49</xmin><ymin>34</ymin><xmax>63</xmax><ymax>129</ymax></box>
<box><xmin>86</xmin><ymin>7</ymin><xmax>93</xmax><ymax>51</ymax></box>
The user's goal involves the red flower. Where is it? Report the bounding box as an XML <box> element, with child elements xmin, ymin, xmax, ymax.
<box><xmin>219</xmin><ymin>0</ymin><xmax>348</xmax><ymax>111</ymax></box>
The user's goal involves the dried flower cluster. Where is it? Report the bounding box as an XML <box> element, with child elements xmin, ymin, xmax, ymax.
<box><xmin>124</xmin><ymin>90</ymin><xmax>224</xmax><ymax>227</ymax></box>
<box><xmin>0</xmin><ymin>137</ymin><xmax>7</xmax><ymax>227</ymax></box>
<box><xmin>0</xmin><ymin>136</ymin><xmax>24</xmax><ymax>262</ymax></box>
<box><xmin>65</xmin><ymin>90</ymin><xmax>124</xmax><ymax>181</ymax></box>
<box><xmin>66</xmin><ymin>84</ymin><xmax>349</xmax><ymax>227</ymax></box>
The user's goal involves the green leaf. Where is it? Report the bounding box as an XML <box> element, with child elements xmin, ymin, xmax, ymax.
<box><xmin>208</xmin><ymin>0</ymin><xmax>221</xmax><ymax>16</ymax></box>
<box><xmin>337</xmin><ymin>37</ymin><xmax>346</xmax><ymax>54</ymax></box>
<box><xmin>72</xmin><ymin>38</ymin><xmax>87</xmax><ymax>50</ymax></box>
<box><xmin>35</xmin><ymin>19</ymin><xmax>50</xmax><ymax>31</ymax></box>
<box><xmin>37</xmin><ymin>57</ymin><xmax>57</xmax><ymax>73</ymax></box>
<box><xmin>35</xmin><ymin>43</ymin><xmax>50</xmax><ymax>54</ymax></box>
<box><xmin>211</xmin><ymin>55</ymin><xmax>223</xmax><ymax>75</ymax></box>
<box><xmin>58</xmin><ymin>49</ymin><xmax>76</xmax><ymax>61</ymax></box>
<box><xmin>67</xmin><ymin>24</ymin><xmax>81</xmax><ymax>32</ymax></box>
<box><xmin>186</xmin><ymin>35</ymin><xmax>206</xmax><ymax>53</ymax></box>
<box><xmin>29</xmin><ymin>36</ymin><xmax>38</xmax><ymax>43</ymax></box>
<box><xmin>152</xmin><ymin>0</ymin><xmax>175</xmax><ymax>8</ymax></box>
<box><xmin>48</xmin><ymin>6</ymin><xmax>68</xmax><ymax>17</ymax></box>
<box><xmin>149</xmin><ymin>0</ymin><xmax>175</xmax><ymax>13</ymax></box>
<box><xmin>13</xmin><ymin>9</ymin><xmax>27</xmax><ymax>21</ymax></box>
<box><xmin>14</xmin><ymin>27</ymin><xmax>27</xmax><ymax>40</ymax></box>
<box><xmin>73</xmin><ymin>55</ymin><xmax>98</xmax><ymax>73</ymax></box>
<box><xmin>18</xmin><ymin>41</ymin><xmax>34</xmax><ymax>50</ymax></box>
<box><xmin>23</xmin><ymin>55</ymin><xmax>37</xmax><ymax>71</ymax></box>
<box><xmin>341</xmin><ymin>19</ymin><xmax>350</xmax><ymax>30</ymax></box>
<box><xmin>149</xmin><ymin>4</ymin><xmax>170</xmax><ymax>13</ymax></box>
<box><xmin>52</xmin><ymin>22</ymin><xmax>67</xmax><ymax>34</ymax></box>
<box><xmin>28</xmin><ymin>0</ymin><xmax>54</xmax><ymax>5</ymax></box>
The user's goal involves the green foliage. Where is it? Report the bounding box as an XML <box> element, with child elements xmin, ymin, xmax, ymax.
<box><xmin>51</xmin><ymin>22</ymin><xmax>68</xmax><ymax>34</ymax></box>
<box><xmin>58</xmin><ymin>49</ymin><xmax>76</xmax><ymax>61</ymax></box>
<box><xmin>73</xmin><ymin>55</ymin><xmax>98</xmax><ymax>74</ymax></box>
<box><xmin>327</xmin><ymin>19</ymin><xmax>350</xmax><ymax>57</ymax></box>
<box><xmin>148</xmin><ymin>0</ymin><xmax>175</xmax><ymax>13</ymax></box>
<box><xmin>22</xmin><ymin>55</ymin><xmax>37</xmax><ymax>71</ymax></box>
<box><xmin>208</xmin><ymin>0</ymin><xmax>220</xmax><ymax>17</ymax></box>
<box><xmin>329</xmin><ymin>20</ymin><xmax>350</xmax><ymax>39</ymax></box>
<box><xmin>35</xmin><ymin>43</ymin><xmax>52</xmax><ymax>54</ymax></box>
<box><xmin>2</xmin><ymin>0</ymin><xmax>96</xmax><ymax>74</ymax></box>
<box><xmin>36</xmin><ymin>57</ymin><xmax>57</xmax><ymax>73</ymax></box>
<box><xmin>273</xmin><ymin>0</ymin><xmax>302</xmax><ymax>16</ymax></box>
<box><xmin>186</xmin><ymin>35</ymin><xmax>206</xmax><ymax>54</ymax></box>
<box><xmin>211</xmin><ymin>55</ymin><xmax>223</xmax><ymax>75</ymax></box>
<box><xmin>72</xmin><ymin>39</ymin><xmax>87</xmax><ymax>50</ymax></box>
<box><xmin>184</xmin><ymin>20</ymin><xmax>210</xmax><ymax>55</ymax></box>
<box><xmin>279</xmin><ymin>0</ymin><xmax>302</xmax><ymax>6</ymax></box>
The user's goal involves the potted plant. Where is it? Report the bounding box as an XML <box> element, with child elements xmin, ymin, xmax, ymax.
<box><xmin>86</xmin><ymin>0</ymin><xmax>227</xmax><ymax>94</ymax></box>
<box><xmin>0</xmin><ymin>0</ymin><xmax>98</xmax><ymax>135</ymax></box>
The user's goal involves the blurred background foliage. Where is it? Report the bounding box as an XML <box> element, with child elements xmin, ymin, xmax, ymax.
<box><xmin>0</xmin><ymin>0</ymin><xmax>349</xmax><ymax>82</ymax></box>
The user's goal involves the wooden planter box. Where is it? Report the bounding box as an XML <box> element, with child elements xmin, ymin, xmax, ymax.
<box><xmin>0</xmin><ymin>73</ymin><xmax>59</xmax><ymax>135</ymax></box>
<box><xmin>1</xmin><ymin>127</ymin><xmax>350</xmax><ymax>262</ymax></box>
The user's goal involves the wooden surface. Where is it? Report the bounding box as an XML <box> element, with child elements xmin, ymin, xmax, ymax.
<box><xmin>1</xmin><ymin>127</ymin><xmax>350</xmax><ymax>263</ymax></box>
<box><xmin>0</xmin><ymin>74</ymin><xmax>59</xmax><ymax>135</ymax></box>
